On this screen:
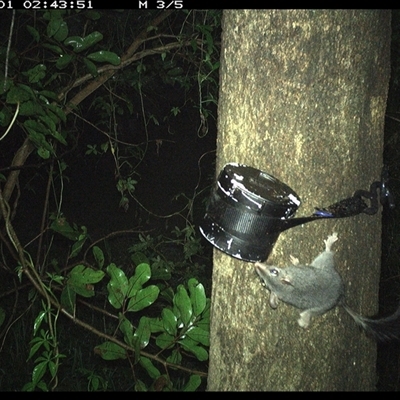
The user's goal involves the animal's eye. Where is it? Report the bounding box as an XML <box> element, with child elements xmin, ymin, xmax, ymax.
<box><xmin>269</xmin><ymin>268</ymin><xmax>279</xmax><ymax>276</ymax></box>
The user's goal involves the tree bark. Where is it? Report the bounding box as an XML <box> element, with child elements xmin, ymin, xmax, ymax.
<box><xmin>207</xmin><ymin>10</ymin><xmax>390</xmax><ymax>391</ymax></box>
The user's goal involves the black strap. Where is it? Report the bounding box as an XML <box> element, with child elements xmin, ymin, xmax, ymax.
<box><xmin>313</xmin><ymin>166</ymin><xmax>395</xmax><ymax>219</ymax></box>
<box><xmin>277</xmin><ymin>166</ymin><xmax>394</xmax><ymax>232</ymax></box>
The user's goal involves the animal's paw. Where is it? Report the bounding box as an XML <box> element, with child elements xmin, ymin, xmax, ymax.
<box><xmin>324</xmin><ymin>232</ymin><xmax>338</xmax><ymax>252</ymax></box>
<box><xmin>289</xmin><ymin>255</ymin><xmax>299</xmax><ymax>265</ymax></box>
<box><xmin>298</xmin><ymin>311</ymin><xmax>311</xmax><ymax>329</ymax></box>
<box><xmin>269</xmin><ymin>292</ymin><xmax>279</xmax><ymax>309</ymax></box>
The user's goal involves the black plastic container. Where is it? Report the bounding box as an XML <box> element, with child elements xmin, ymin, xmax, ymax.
<box><xmin>199</xmin><ymin>163</ymin><xmax>301</xmax><ymax>262</ymax></box>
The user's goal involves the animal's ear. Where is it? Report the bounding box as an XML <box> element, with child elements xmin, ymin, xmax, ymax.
<box><xmin>281</xmin><ymin>276</ymin><xmax>293</xmax><ymax>286</ymax></box>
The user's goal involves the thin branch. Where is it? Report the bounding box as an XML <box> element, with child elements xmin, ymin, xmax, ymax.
<box><xmin>59</xmin><ymin>40</ymin><xmax>192</xmax><ymax>103</ymax></box>
<box><xmin>0</xmin><ymin>102</ymin><xmax>19</xmax><ymax>142</ymax></box>
<box><xmin>3</xmin><ymin>10</ymin><xmax>15</xmax><ymax>93</ymax></box>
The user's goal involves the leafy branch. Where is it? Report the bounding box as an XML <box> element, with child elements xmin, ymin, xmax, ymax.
<box><xmin>0</xmin><ymin>186</ymin><xmax>208</xmax><ymax>389</ymax></box>
<box><xmin>1</xmin><ymin>10</ymin><xmax>175</xmax><ymax>214</ymax></box>
<box><xmin>0</xmin><ymin>9</ymin><xmax>220</xmax><ymax>391</ymax></box>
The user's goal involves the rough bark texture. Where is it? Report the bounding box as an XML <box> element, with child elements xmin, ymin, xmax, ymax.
<box><xmin>207</xmin><ymin>10</ymin><xmax>390</xmax><ymax>391</ymax></box>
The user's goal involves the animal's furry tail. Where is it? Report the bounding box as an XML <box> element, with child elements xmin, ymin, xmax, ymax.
<box><xmin>342</xmin><ymin>303</ymin><xmax>400</xmax><ymax>341</ymax></box>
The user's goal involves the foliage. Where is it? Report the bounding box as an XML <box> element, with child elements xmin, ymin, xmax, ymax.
<box><xmin>0</xmin><ymin>9</ymin><xmax>220</xmax><ymax>391</ymax></box>
<box><xmin>9</xmin><ymin>225</ymin><xmax>210</xmax><ymax>391</ymax></box>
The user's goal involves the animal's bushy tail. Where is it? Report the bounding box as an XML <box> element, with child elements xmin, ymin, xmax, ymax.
<box><xmin>342</xmin><ymin>303</ymin><xmax>400</xmax><ymax>341</ymax></box>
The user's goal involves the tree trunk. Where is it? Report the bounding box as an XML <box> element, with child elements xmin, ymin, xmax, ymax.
<box><xmin>207</xmin><ymin>10</ymin><xmax>390</xmax><ymax>391</ymax></box>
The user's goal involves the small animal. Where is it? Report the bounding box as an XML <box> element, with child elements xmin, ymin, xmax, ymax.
<box><xmin>255</xmin><ymin>232</ymin><xmax>400</xmax><ymax>341</ymax></box>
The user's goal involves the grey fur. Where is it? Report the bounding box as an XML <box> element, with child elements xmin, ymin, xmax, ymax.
<box><xmin>255</xmin><ymin>233</ymin><xmax>400</xmax><ymax>341</ymax></box>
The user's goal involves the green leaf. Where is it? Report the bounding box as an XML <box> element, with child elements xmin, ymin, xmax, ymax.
<box><xmin>43</xmin><ymin>43</ymin><xmax>64</xmax><ymax>55</ymax></box>
<box><xmin>127</xmin><ymin>263</ymin><xmax>151</xmax><ymax>298</ymax></box>
<box><xmin>53</xmin><ymin>20</ymin><xmax>68</xmax><ymax>42</ymax></box>
<box><xmin>23</xmin><ymin>64</ymin><xmax>47</xmax><ymax>83</ymax></box>
<box><xmin>69</xmin><ymin>264</ymin><xmax>105</xmax><ymax>284</ymax></box>
<box><xmin>155</xmin><ymin>332</ymin><xmax>175</xmax><ymax>350</ymax></box>
<box><xmin>26</xmin><ymin>25</ymin><xmax>40</xmax><ymax>42</ymax></box>
<box><xmin>46</xmin><ymin>18</ymin><xmax>65</xmax><ymax>39</ymax></box>
<box><xmin>19</xmin><ymin>101</ymin><xmax>45</xmax><ymax>117</ymax></box>
<box><xmin>162</xmin><ymin>308</ymin><xmax>177</xmax><ymax>336</ymax></box>
<box><xmin>183</xmin><ymin>375</ymin><xmax>202</xmax><ymax>391</ymax></box>
<box><xmin>166</xmin><ymin>349</ymin><xmax>182</xmax><ymax>366</ymax></box>
<box><xmin>107</xmin><ymin>263</ymin><xmax>128</xmax><ymax>309</ymax></box>
<box><xmin>56</xmin><ymin>54</ymin><xmax>74</xmax><ymax>70</ymax></box>
<box><xmin>68</xmin><ymin>265</ymin><xmax>104</xmax><ymax>298</ymax></box>
<box><xmin>93</xmin><ymin>246</ymin><xmax>104</xmax><ymax>269</ymax></box>
<box><xmin>50</xmin><ymin>217</ymin><xmax>80</xmax><ymax>240</ymax></box>
<box><xmin>32</xmin><ymin>360</ymin><xmax>48</xmax><ymax>386</ymax></box>
<box><xmin>60</xmin><ymin>285</ymin><xmax>75</xmax><ymax>314</ymax></box>
<box><xmin>46</xmin><ymin>272</ymin><xmax>63</xmax><ymax>285</ymax></box>
<box><xmin>83</xmin><ymin>57</ymin><xmax>98</xmax><ymax>77</ymax></box>
<box><xmin>167</xmin><ymin>67</ymin><xmax>184</xmax><ymax>76</ymax></box>
<box><xmin>26</xmin><ymin>132</ymin><xmax>53</xmax><ymax>157</ymax></box>
<box><xmin>87</xmin><ymin>50</ymin><xmax>120</xmax><ymax>65</ymax></box>
<box><xmin>139</xmin><ymin>357</ymin><xmax>160</xmax><ymax>380</ymax></box>
<box><xmin>49</xmin><ymin>129</ymin><xmax>67</xmax><ymax>146</ymax></box>
<box><xmin>27</xmin><ymin>338</ymin><xmax>45</xmax><ymax>361</ymax></box>
<box><xmin>89</xmin><ymin>375</ymin><xmax>100</xmax><ymax>391</ymax></box>
<box><xmin>130</xmin><ymin>251</ymin><xmax>149</xmax><ymax>267</ymax></box>
<box><xmin>150</xmin><ymin>259</ymin><xmax>171</xmax><ymax>280</ymax></box>
<box><xmin>135</xmin><ymin>380</ymin><xmax>147</xmax><ymax>391</ymax></box>
<box><xmin>133</xmin><ymin>316</ymin><xmax>151</xmax><ymax>350</ymax></box>
<box><xmin>70</xmin><ymin>235</ymin><xmax>87</xmax><ymax>258</ymax></box>
<box><xmin>48</xmin><ymin>360</ymin><xmax>57</xmax><ymax>378</ymax></box>
<box><xmin>186</xmin><ymin>326</ymin><xmax>209</xmax><ymax>346</ymax></box>
<box><xmin>179</xmin><ymin>337</ymin><xmax>208</xmax><ymax>361</ymax></box>
<box><xmin>127</xmin><ymin>285</ymin><xmax>159</xmax><ymax>312</ymax></box>
<box><xmin>6</xmin><ymin>84</ymin><xmax>33</xmax><ymax>104</ymax></box>
<box><xmin>27</xmin><ymin>129</ymin><xmax>48</xmax><ymax>147</ymax></box>
<box><xmin>188</xmin><ymin>278</ymin><xmax>206</xmax><ymax>316</ymax></box>
<box><xmin>119</xmin><ymin>314</ymin><xmax>135</xmax><ymax>347</ymax></box>
<box><xmin>196</xmin><ymin>300</ymin><xmax>210</xmax><ymax>332</ymax></box>
<box><xmin>43</xmin><ymin>100</ymin><xmax>58</xmax><ymax>115</ymax></box>
<box><xmin>64</xmin><ymin>31</ymin><xmax>103</xmax><ymax>53</ymax></box>
<box><xmin>33</xmin><ymin>310</ymin><xmax>47</xmax><ymax>336</ymax></box>
<box><xmin>38</xmin><ymin>115</ymin><xmax>56</xmax><ymax>133</ymax></box>
<box><xmin>148</xmin><ymin>317</ymin><xmax>164</xmax><ymax>333</ymax></box>
<box><xmin>160</xmin><ymin>286</ymin><xmax>174</xmax><ymax>304</ymax></box>
<box><xmin>38</xmin><ymin>147</ymin><xmax>50</xmax><ymax>159</ymax></box>
<box><xmin>22</xmin><ymin>382</ymin><xmax>36</xmax><ymax>392</ymax></box>
<box><xmin>46</xmin><ymin>103</ymin><xmax>66</xmax><ymax>123</ymax></box>
<box><xmin>40</xmin><ymin>90</ymin><xmax>58</xmax><ymax>101</ymax></box>
<box><xmin>36</xmin><ymin>381</ymin><xmax>49</xmax><ymax>391</ymax></box>
<box><xmin>173</xmin><ymin>285</ymin><xmax>192</xmax><ymax>326</ymax></box>
<box><xmin>94</xmin><ymin>342</ymin><xmax>126</xmax><ymax>360</ymax></box>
